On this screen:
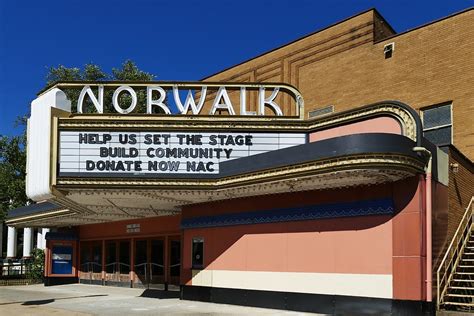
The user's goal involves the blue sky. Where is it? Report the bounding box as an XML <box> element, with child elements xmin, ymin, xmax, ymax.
<box><xmin>0</xmin><ymin>0</ymin><xmax>471</xmax><ymax>136</ymax></box>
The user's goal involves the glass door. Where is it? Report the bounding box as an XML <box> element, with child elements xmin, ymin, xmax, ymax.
<box><xmin>134</xmin><ymin>240</ymin><xmax>148</xmax><ymax>287</ymax></box>
<box><xmin>80</xmin><ymin>242</ymin><xmax>92</xmax><ymax>283</ymax></box>
<box><xmin>118</xmin><ymin>240</ymin><xmax>131</xmax><ymax>283</ymax></box>
<box><xmin>105</xmin><ymin>241</ymin><xmax>117</xmax><ymax>283</ymax></box>
<box><xmin>168</xmin><ymin>237</ymin><xmax>181</xmax><ymax>286</ymax></box>
<box><xmin>149</xmin><ymin>239</ymin><xmax>165</xmax><ymax>289</ymax></box>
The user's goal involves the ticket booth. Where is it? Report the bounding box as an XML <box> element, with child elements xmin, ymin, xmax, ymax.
<box><xmin>44</xmin><ymin>232</ymin><xmax>78</xmax><ymax>286</ymax></box>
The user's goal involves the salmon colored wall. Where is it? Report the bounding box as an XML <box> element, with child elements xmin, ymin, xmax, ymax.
<box><xmin>79</xmin><ymin>215</ymin><xmax>181</xmax><ymax>240</ymax></box>
<box><xmin>182</xmin><ymin>177</ymin><xmax>426</xmax><ymax>301</ymax></box>
<box><xmin>391</xmin><ymin>175</ymin><xmax>425</xmax><ymax>300</ymax></box>
<box><xmin>309</xmin><ymin>116</ymin><xmax>402</xmax><ymax>143</ymax></box>
<box><xmin>183</xmin><ymin>215</ymin><xmax>392</xmax><ymax>275</ymax></box>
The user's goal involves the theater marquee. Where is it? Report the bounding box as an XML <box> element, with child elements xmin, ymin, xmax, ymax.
<box><xmin>59</xmin><ymin>131</ymin><xmax>306</xmax><ymax>176</ymax></box>
<box><xmin>27</xmin><ymin>81</ymin><xmax>307</xmax><ymax>200</ymax></box>
<box><xmin>42</xmin><ymin>81</ymin><xmax>305</xmax><ymax>117</ymax></box>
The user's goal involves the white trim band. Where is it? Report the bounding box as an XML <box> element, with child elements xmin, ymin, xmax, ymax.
<box><xmin>192</xmin><ymin>270</ymin><xmax>392</xmax><ymax>299</ymax></box>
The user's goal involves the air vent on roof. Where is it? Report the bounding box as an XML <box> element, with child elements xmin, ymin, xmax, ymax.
<box><xmin>308</xmin><ymin>105</ymin><xmax>334</xmax><ymax>118</ymax></box>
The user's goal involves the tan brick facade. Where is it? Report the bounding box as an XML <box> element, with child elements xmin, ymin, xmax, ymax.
<box><xmin>203</xmin><ymin>8</ymin><xmax>474</xmax><ymax>161</ymax></box>
<box><xmin>448</xmin><ymin>147</ymin><xmax>474</xmax><ymax>240</ymax></box>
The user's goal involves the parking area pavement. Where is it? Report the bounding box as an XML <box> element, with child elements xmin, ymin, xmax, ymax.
<box><xmin>0</xmin><ymin>284</ymin><xmax>320</xmax><ymax>315</ymax></box>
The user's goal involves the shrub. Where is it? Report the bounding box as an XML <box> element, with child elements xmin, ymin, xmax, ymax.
<box><xmin>27</xmin><ymin>248</ymin><xmax>45</xmax><ymax>281</ymax></box>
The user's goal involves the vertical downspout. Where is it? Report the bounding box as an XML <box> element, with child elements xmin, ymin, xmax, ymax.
<box><xmin>413</xmin><ymin>147</ymin><xmax>433</xmax><ymax>302</ymax></box>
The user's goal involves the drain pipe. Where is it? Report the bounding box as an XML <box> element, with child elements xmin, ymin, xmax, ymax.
<box><xmin>413</xmin><ymin>147</ymin><xmax>433</xmax><ymax>302</ymax></box>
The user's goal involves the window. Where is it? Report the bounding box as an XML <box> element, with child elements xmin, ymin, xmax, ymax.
<box><xmin>192</xmin><ymin>237</ymin><xmax>204</xmax><ymax>269</ymax></box>
<box><xmin>421</xmin><ymin>103</ymin><xmax>452</xmax><ymax>146</ymax></box>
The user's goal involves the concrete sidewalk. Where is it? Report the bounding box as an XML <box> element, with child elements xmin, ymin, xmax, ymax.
<box><xmin>0</xmin><ymin>284</ymin><xmax>320</xmax><ymax>315</ymax></box>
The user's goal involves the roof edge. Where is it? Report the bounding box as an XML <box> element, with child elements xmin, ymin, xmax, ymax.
<box><xmin>200</xmin><ymin>8</ymin><xmax>380</xmax><ymax>81</ymax></box>
<box><xmin>374</xmin><ymin>6</ymin><xmax>473</xmax><ymax>44</ymax></box>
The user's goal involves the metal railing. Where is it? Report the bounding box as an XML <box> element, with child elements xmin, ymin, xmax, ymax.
<box><xmin>437</xmin><ymin>196</ymin><xmax>474</xmax><ymax>308</ymax></box>
<box><xmin>0</xmin><ymin>261</ymin><xmax>33</xmax><ymax>278</ymax></box>
<box><xmin>80</xmin><ymin>262</ymin><xmax>102</xmax><ymax>273</ymax></box>
<box><xmin>104</xmin><ymin>262</ymin><xmax>131</xmax><ymax>274</ymax></box>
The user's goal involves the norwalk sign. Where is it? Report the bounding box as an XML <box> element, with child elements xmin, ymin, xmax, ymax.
<box><xmin>44</xmin><ymin>82</ymin><xmax>304</xmax><ymax>117</ymax></box>
<box><xmin>28</xmin><ymin>81</ymin><xmax>305</xmax><ymax>201</ymax></box>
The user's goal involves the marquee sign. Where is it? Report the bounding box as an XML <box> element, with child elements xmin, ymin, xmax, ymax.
<box><xmin>59</xmin><ymin>131</ymin><xmax>306</xmax><ymax>176</ymax></box>
<box><xmin>44</xmin><ymin>81</ymin><xmax>304</xmax><ymax>117</ymax></box>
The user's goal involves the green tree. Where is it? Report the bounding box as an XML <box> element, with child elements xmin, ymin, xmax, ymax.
<box><xmin>0</xmin><ymin>117</ymin><xmax>28</xmax><ymax>221</ymax></box>
<box><xmin>46</xmin><ymin>60</ymin><xmax>155</xmax><ymax>113</ymax></box>
<box><xmin>0</xmin><ymin>60</ymin><xmax>155</xmax><ymax>220</ymax></box>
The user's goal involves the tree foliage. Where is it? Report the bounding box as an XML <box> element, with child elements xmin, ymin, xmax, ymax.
<box><xmin>0</xmin><ymin>117</ymin><xmax>28</xmax><ymax>221</ymax></box>
<box><xmin>27</xmin><ymin>248</ymin><xmax>45</xmax><ymax>281</ymax></box>
<box><xmin>0</xmin><ymin>60</ymin><xmax>154</xmax><ymax>220</ymax></box>
<box><xmin>46</xmin><ymin>60</ymin><xmax>155</xmax><ymax>113</ymax></box>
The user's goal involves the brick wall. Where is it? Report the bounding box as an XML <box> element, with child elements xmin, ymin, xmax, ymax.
<box><xmin>203</xmin><ymin>8</ymin><xmax>474</xmax><ymax>160</ymax></box>
<box><xmin>447</xmin><ymin>147</ymin><xmax>474</xmax><ymax>242</ymax></box>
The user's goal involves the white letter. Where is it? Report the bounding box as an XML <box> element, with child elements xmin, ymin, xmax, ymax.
<box><xmin>147</xmin><ymin>86</ymin><xmax>171</xmax><ymax>114</ymax></box>
<box><xmin>210</xmin><ymin>87</ymin><xmax>236</xmax><ymax>115</ymax></box>
<box><xmin>112</xmin><ymin>85</ymin><xmax>137</xmax><ymax>114</ymax></box>
<box><xmin>77</xmin><ymin>85</ymin><xmax>104</xmax><ymax>113</ymax></box>
<box><xmin>258</xmin><ymin>87</ymin><xmax>283</xmax><ymax>116</ymax></box>
<box><xmin>173</xmin><ymin>86</ymin><xmax>207</xmax><ymax>115</ymax></box>
<box><xmin>239</xmin><ymin>87</ymin><xmax>256</xmax><ymax>116</ymax></box>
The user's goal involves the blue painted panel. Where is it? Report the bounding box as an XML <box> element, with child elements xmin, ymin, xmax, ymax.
<box><xmin>181</xmin><ymin>198</ymin><xmax>394</xmax><ymax>229</ymax></box>
<box><xmin>51</xmin><ymin>246</ymin><xmax>73</xmax><ymax>275</ymax></box>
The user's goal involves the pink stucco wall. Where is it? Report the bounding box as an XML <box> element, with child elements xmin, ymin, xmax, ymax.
<box><xmin>309</xmin><ymin>116</ymin><xmax>402</xmax><ymax>142</ymax></box>
<box><xmin>182</xmin><ymin>176</ymin><xmax>426</xmax><ymax>300</ymax></box>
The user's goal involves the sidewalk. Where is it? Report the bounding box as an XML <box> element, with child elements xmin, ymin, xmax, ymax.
<box><xmin>0</xmin><ymin>284</ymin><xmax>320</xmax><ymax>315</ymax></box>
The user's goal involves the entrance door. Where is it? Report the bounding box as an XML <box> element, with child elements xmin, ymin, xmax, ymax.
<box><xmin>105</xmin><ymin>240</ymin><xmax>131</xmax><ymax>285</ymax></box>
<box><xmin>79</xmin><ymin>241</ymin><xmax>102</xmax><ymax>284</ymax></box>
<box><xmin>134</xmin><ymin>239</ymin><xmax>165</xmax><ymax>289</ymax></box>
<box><xmin>134</xmin><ymin>240</ymin><xmax>148</xmax><ymax>287</ymax></box>
<box><xmin>149</xmin><ymin>239</ymin><xmax>165</xmax><ymax>289</ymax></box>
<box><xmin>118</xmin><ymin>241</ymin><xmax>131</xmax><ymax>282</ymax></box>
<box><xmin>168</xmin><ymin>237</ymin><xmax>181</xmax><ymax>286</ymax></box>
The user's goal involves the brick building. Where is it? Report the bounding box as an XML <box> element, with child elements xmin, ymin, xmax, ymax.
<box><xmin>4</xmin><ymin>8</ymin><xmax>474</xmax><ymax>315</ymax></box>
